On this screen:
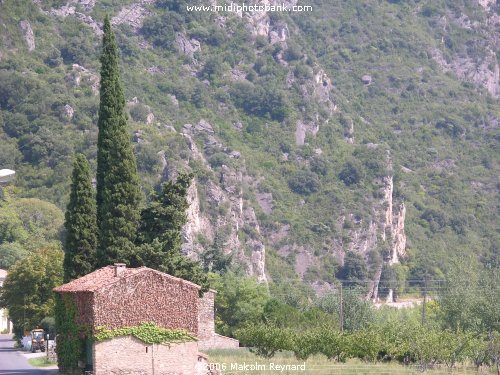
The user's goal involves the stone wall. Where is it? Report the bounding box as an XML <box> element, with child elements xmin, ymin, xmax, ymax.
<box><xmin>93</xmin><ymin>269</ymin><xmax>200</xmax><ymax>335</ymax></box>
<box><xmin>93</xmin><ymin>336</ymin><xmax>199</xmax><ymax>375</ymax></box>
<box><xmin>200</xmin><ymin>334</ymin><xmax>239</xmax><ymax>350</ymax></box>
<box><xmin>197</xmin><ymin>291</ymin><xmax>215</xmax><ymax>345</ymax></box>
<box><xmin>197</xmin><ymin>291</ymin><xmax>239</xmax><ymax>350</ymax></box>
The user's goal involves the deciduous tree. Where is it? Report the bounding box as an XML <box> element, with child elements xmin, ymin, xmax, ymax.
<box><xmin>0</xmin><ymin>245</ymin><xmax>63</xmax><ymax>335</ymax></box>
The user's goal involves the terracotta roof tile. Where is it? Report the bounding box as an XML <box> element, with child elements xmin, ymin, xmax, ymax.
<box><xmin>53</xmin><ymin>266</ymin><xmax>200</xmax><ymax>293</ymax></box>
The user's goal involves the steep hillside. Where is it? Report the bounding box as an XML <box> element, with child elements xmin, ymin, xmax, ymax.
<box><xmin>0</xmin><ymin>0</ymin><xmax>498</xmax><ymax>300</ymax></box>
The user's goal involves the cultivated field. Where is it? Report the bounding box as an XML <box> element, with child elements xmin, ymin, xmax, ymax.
<box><xmin>204</xmin><ymin>349</ymin><xmax>496</xmax><ymax>375</ymax></box>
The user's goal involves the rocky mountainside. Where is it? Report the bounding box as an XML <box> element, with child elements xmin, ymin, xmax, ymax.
<box><xmin>0</xmin><ymin>0</ymin><xmax>498</xmax><ymax>300</ymax></box>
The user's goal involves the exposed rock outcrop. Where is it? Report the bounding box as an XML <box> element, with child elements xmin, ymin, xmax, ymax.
<box><xmin>112</xmin><ymin>2</ymin><xmax>154</xmax><ymax>31</ymax></box>
<box><xmin>60</xmin><ymin>104</ymin><xmax>74</xmax><ymax>121</ymax></box>
<box><xmin>43</xmin><ymin>4</ymin><xmax>102</xmax><ymax>35</ymax></box>
<box><xmin>66</xmin><ymin>64</ymin><xmax>100</xmax><ymax>95</ymax></box>
<box><xmin>19</xmin><ymin>21</ymin><xmax>35</xmax><ymax>51</ymax></box>
<box><xmin>182</xmin><ymin>180</ymin><xmax>213</xmax><ymax>257</ymax></box>
<box><xmin>175</xmin><ymin>33</ymin><xmax>201</xmax><ymax>59</ymax></box>
<box><xmin>345</xmin><ymin>151</ymin><xmax>407</xmax><ymax>302</ymax></box>
<box><xmin>343</xmin><ymin>117</ymin><xmax>354</xmax><ymax>144</ymax></box>
<box><xmin>69</xmin><ymin>0</ymin><xmax>96</xmax><ymax>12</ymax></box>
<box><xmin>432</xmin><ymin>48</ymin><xmax>499</xmax><ymax>97</ymax></box>
<box><xmin>178</xmin><ymin>120</ymin><xmax>268</xmax><ymax>283</ymax></box>
<box><xmin>244</xmin><ymin>0</ymin><xmax>296</xmax><ymax>43</ymax></box>
<box><xmin>390</xmin><ymin>203</ymin><xmax>407</xmax><ymax>265</ymax></box>
<box><xmin>477</xmin><ymin>0</ymin><xmax>496</xmax><ymax>11</ymax></box>
<box><xmin>361</xmin><ymin>75</ymin><xmax>372</xmax><ymax>85</ymax></box>
<box><xmin>430</xmin><ymin>2</ymin><xmax>500</xmax><ymax>98</ymax></box>
<box><xmin>256</xmin><ymin>192</ymin><xmax>273</xmax><ymax>214</ymax></box>
<box><xmin>269</xmin><ymin>23</ymin><xmax>289</xmax><ymax>44</ymax></box>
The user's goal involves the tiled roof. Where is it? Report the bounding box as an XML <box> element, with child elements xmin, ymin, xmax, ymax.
<box><xmin>53</xmin><ymin>266</ymin><xmax>201</xmax><ymax>293</ymax></box>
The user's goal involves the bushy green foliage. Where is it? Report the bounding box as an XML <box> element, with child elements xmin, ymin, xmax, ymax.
<box><xmin>209</xmin><ymin>272</ymin><xmax>270</xmax><ymax>336</ymax></box>
<box><xmin>337</xmin><ymin>252</ymin><xmax>368</xmax><ymax>284</ymax></box>
<box><xmin>288</xmin><ymin>170</ymin><xmax>321</xmax><ymax>195</ymax></box>
<box><xmin>235</xmin><ymin>319</ymin><xmax>496</xmax><ymax>371</ymax></box>
<box><xmin>339</xmin><ymin>160</ymin><xmax>364</xmax><ymax>186</ymax></box>
<box><xmin>129</xmin><ymin>104</ymin><xmax>150</xmax><ymax>123</ymax></box>
<box><xmin>315</xmin><ymin>289</ymin><xmax>374</xmax><ymax>331</ymax></box>
<box><xmin>438</xmin><ymin>258</ymin><xmax>500</xmax><ymax>333</ymax></box>
<box><xmin>94</xmin><ymin>322</ymin><xmax>196</xmax><ymax>345</ymax></box>
<box><xmin>230</xmin><ymin>82</ymin><xmax>289</xmax><ymax>121</ymax></box>
<box><xmin>0</xmin><ymin>192</ymin><xmax>65</xmax><ymax>270</ymax></box>
<box><xmin>0</xmin><ymin>245</ymin><xmax>63</xmax><ymax>334</ymax></box>
<box><xmin>54</xmin><ymin>294</ymin><xmax>84</xmax><ymax>372</ymax></box>
<box><xmin>0</xmin><ymin>197</ymin><xmax>64</xmax><ymax>251</ymax></box>
<box><xmin>235</xmin><ymin>324</ymin><xmax>295</xmax><ymax>358</ymax></box>
<box><xmin>133</xmin><ymin>173</ymin><xmax>208</xmax><ymax>291</ymax></box>
<box><xmin>201</xmin><ymin>230</ymin><xmax>233</xmax><ymax>274</ymax></box>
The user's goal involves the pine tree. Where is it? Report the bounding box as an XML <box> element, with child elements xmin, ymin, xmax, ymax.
<box><xmin>96</xmin><ymin>16</ymin><xmax>141</xmax><ymax>265</ymax></box>
<box><xmin>133</xmin><ymin>174</ymin><xmax>209</xmax><ymax>291</ymax></box>
<box><xmin>63</xmin><ymin>154</ymin><xmax>98</xmax><ymax>282</ymax></box>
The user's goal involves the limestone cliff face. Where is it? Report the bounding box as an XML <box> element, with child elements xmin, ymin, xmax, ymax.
<box><xmin>182</xmin><ymin>180</ymin><xmax>213</xmax><ymax>258</ymax></box>
<box><xmin>164</xmin><ymin>120</ymin><xmax>268</xmax><ymax>283</ymax></box>
<box><xmin>390</xmin><ymin>203</ymin><xmax>407</xmax><ymax>264</ymax></box>
<box><xmin>343</xmin><ymin>152</ymin><xmax>407</xmax><ymax>301</ymax></box>
<box><xmin>431</xmin><ymin>1</ymin><xmax>499</xmax><ymax>97</ymax></box>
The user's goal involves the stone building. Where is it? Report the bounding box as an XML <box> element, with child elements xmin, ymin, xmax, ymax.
<box><xmin>53</xmin><ymin>264</ymin><xmax>237</xmax><ymax>374</ymax></box>
<box><xmin>0</xmin><ymin>269</ymin><xmax>13</xmax><ymax>333</ymax></box>
<box><xmin>198</xmin><ymin>291</ymin><xmax>239</xmax><ymax>350</ymax></box>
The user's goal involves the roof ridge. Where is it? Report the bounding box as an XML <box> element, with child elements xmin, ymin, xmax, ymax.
<box><xmin>53</xmin><ymin>265</ymin><xmax>201</xmax><ymax>293</ymax></box>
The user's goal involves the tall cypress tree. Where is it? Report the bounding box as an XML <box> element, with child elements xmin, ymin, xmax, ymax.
<box><xmin>64</xmin><ymin>154</ymin><xmax>97</xmax><ymax>281</ymax></box>
<box><xmin>96</xmin><ymin>16</ymin><xmax>141</xmax><ymax>265</ymax></box>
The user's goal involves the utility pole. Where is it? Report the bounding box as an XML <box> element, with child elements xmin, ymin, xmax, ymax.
<box><xmin>421</xmin><ymin>275</ymin><xmax>427</xmax><ymax>326</ymax></box>
<box><xmin>23</xmin><ymin>295</ymin><xmax>26</xmax><ymax>333</ymax></box>
<box><xmin>339</xmin><ymin>283</ymin><xmax>344</xmax><ymax>333</ymax></box>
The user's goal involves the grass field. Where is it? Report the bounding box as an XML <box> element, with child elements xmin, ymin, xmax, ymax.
<box><xmin>27</xmin><ymin>357</ymin><xmax>57</xmax><ymax>367</ymax></box>
<box><xmin>204</xmin><ymin>349</ymin><xmax>495</xmax><ymax>375</ymax></box>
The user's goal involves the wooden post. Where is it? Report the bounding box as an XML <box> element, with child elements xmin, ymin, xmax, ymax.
<box><xmin>339</xmin><ymin>284</ymin><xmax>344</xmax><ymax>333</ymax></box>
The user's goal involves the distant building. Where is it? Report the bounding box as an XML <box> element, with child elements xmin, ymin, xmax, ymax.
<box><xmin>53</xmin><ymin>264</ymin><xmax>237</xmax><ymax>374</ymax></box>
<box><xmin>0</xmin><ymin>269</ymin><xmax>13</xmax><ymax>333</ymax></box>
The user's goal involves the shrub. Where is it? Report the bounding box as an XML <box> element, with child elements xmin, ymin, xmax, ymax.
<box><xmin>129</xmin><ymin>104</ymin><xmax>150</xmax><ymax>123</ymax></box>
<box><xmin>337</xmin><ymin>252</ymin><xmax>368</xmax><ymax>283</ymax></box>
<box><xmin>235</xmin><ymin>324</ymin><xmax>294</xmax><ymax>358</ymax></box>
<box><xmin>310</xmin><ymin>157</ymin><xmax>328</xmax><ymax>176</ymax></box>
<box><xmin>339</xmin><ymin>160</ymin><xmax>364</xmax><ymax>186</ymax></box>
<box><xmin>288</xmin><ymin>170</ymin><xmax>320</xmax><ymax>195</ymax></box>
